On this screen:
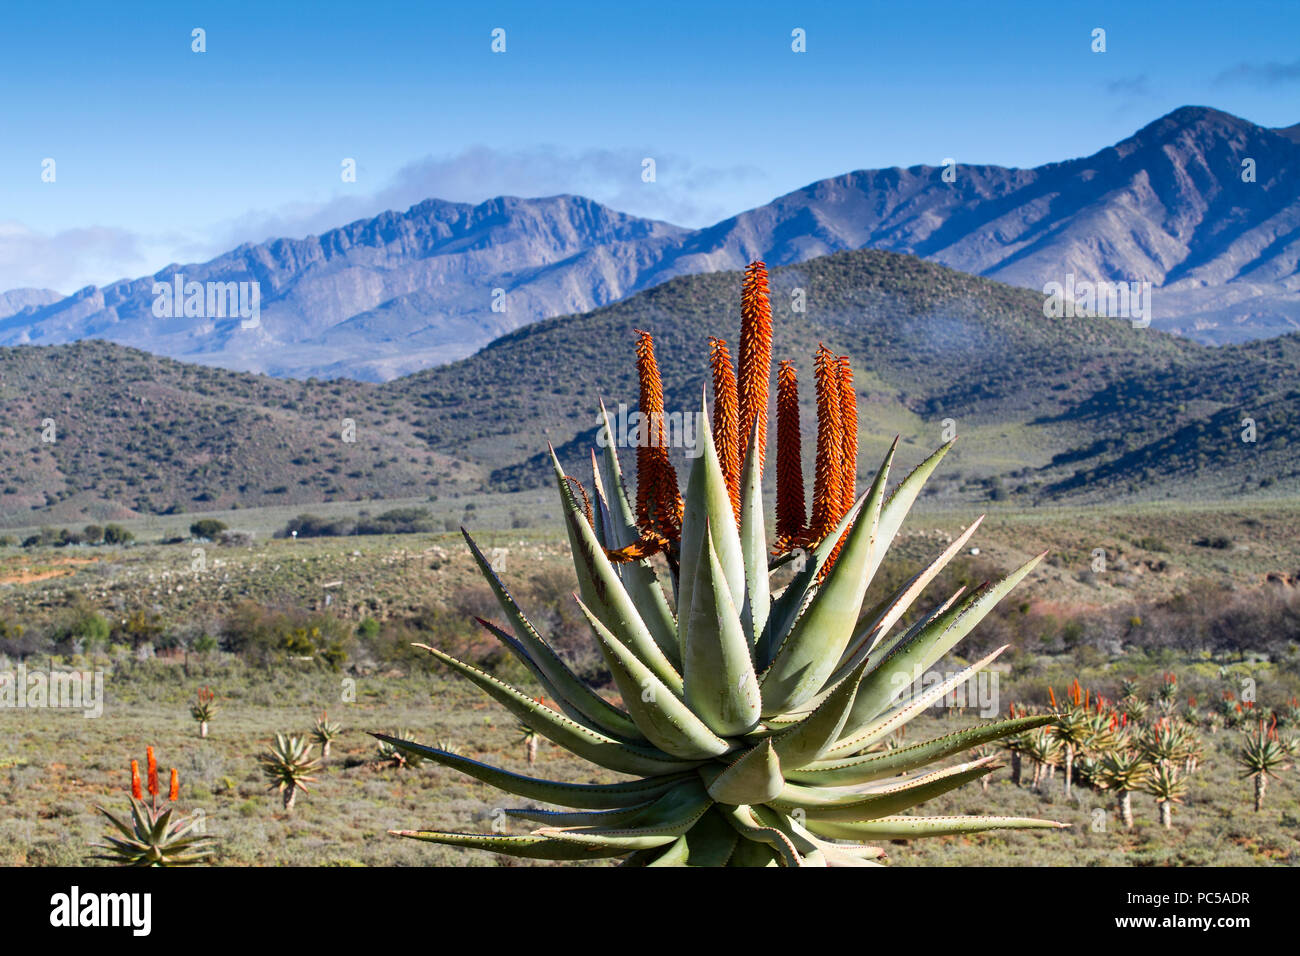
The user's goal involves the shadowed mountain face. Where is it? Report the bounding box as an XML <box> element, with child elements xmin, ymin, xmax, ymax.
<box><xmin>2</xmin><ymin>250</ymin><xmax>1295</xmax><ymax>527</ymax></box>
<box><xmin>4</xmin><ymin>107</ymin><xmax>1297</xmax><ymax>380</ymax></box>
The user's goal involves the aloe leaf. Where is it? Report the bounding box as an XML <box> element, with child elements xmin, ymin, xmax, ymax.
<box><xmin>682</xmin><ymin>523</ymin><xmax>761</xmax><ymax>736</ymax></box>
<box><xmin>576</xmin><ymin>599</ymin><xmax>732</xmax><ymax>760</ymax></box>
<box><xmin>760</xmin><ymin>440</ymin><xmax>894</xmax><ymax>715</ymax></box>
<box><xmin>771</xmin><ymin>656</ymin><xmax>872</xmax><ymax>769</ymax></box>
<box><xmin>786</xmin><ymin>715</ymin><xmax>1055</xmax><ymax>785</ymax></box>
<box><xmin>593</xmin><ymin>403</ymin><xmax>681</xmax><ymax>666</ymax></box>
<box><xmin>471</xmin><ymin>615</ymin><xmax>645</xmax><ymax>743</ymax></box>
<box><xmin>392</xmin><ymin>830</ymin><xmax>631</xmax><ymax>860</ymax></box>
<box><xmin>462</xmin><ymin>529</ymin><xmax>645</xmax><ymax>741</ymax></box>
<box><xmin>865</xmin><ymin>440</ymin><xmax>955</xmax><ymax>585</ymax></box>
<box><xmin>680</xmin><ymin>808</ymin><xmax>740</xmax><ymax>866</ymax></box>
<box><xmin>536</xmin><ymin>781</ymin><xmax>713</xmax><ymax>850</ymax></box>
<box><xmin>705</xmin><ymin>738</ymin><xmax>784</xmax><ymax>805</ymax></box>
<box><xmin>727</xmin><ymin>837</ymin><xmax>781</xmax><ymax>866</ymax></box>
<box><xmin>644</xmin><ymin>835</ymin><xmax>691</xmax><ymax>866</ymax></box>
<box><xmin>721</xmin><ymin>804</ymin><xmax>803</xmax><ymax>867</ymax></box>
<box><xmin>589</xmin><ymin>448</ymin><xmax>614</xmax><ymax>550</ymax></box>
<box><xmin>372</xmin><ymin>735</ymin><xmax>691</xmax><ymax>808</ymax></box>
<box><xmin>836</xmin><ymin>516</ymin><xmax>985</xmax><ymax>675</ymax></box>
<box><xmin>677</xmin><ymin>399</ymin><xmax>745</xmax><ymax>661</ymax></box>
<box><xmin>415</xmin><ymin>644</ymin><xmax>702</xmax><ymax>776</ymax></box>
<box><xmin>827</xmin><ymin>645</ymin><xmax>1010</xmax><ymax>757</ymax></box>
<box><xmin>550</xmin><ymin>447</ymin><xmax>682</xmax><ymax>692</ymax></box>
<box><xmin>772</xmin><ymin>757</ymin><xmax>999</xmax><ymax>821</ymax></box>
<box><xmin>843</xmin><ymin>552</ymin><xmax>1045</xmax><ymax>734</ymax></box>
<box><xmin>507</xmin><ymin>799</ymin><xmax>660</xmax><ymax>828</ymax></box>
<box><xmin>760</xmin><ymin>489</ymin><xmax>868</xmax><ymax>667</ymax></box>
<box><xmin>805</xmin><ymin>815</ymin><xmax>1069</xmax><ymax>841</ymax></box>
<box><xmin>738</xmin><ymin>416</ymin><xmax>770</xmax><ymax>644</ymax></box>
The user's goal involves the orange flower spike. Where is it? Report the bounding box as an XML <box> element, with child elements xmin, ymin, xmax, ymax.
<box><xmin>146</xmin><ymin>746</ymin><xmax>159</xmax><ymax>797</ymax></box>
<box><xmin>737</xmin><ymin>261</ymin><xmax>773</xmax><ymax>472</ymax></box>
<box><xmin>708</xmin><ymin>337</ymin><xmax>742</xmax><ymax>519</ymax></box>
<box><xmin>130</xmin><ymin>760</ymin><xmax>142</xmax><ymax>800</ymax></box>
<box><xmin>632</xmin><ymin>330</ymin><xmax>681</xmax><ymax>541</ymax></box>
<box><xmin>836</xmin><ymin>355</ymin><xmax>857</xmax><ymax>513</ymax></box>
<box><xmin>169</xmin><ymin>768</ymin><xmax>179</xmax><ymax>802</ymax></box>
<box><xmin>1047</xmin><ymin>686</ymin><xmax>1057</xmax><ymax>710</ymax></box>
<box><xmin>774</xmin><ymin>360</ymin><xmax>807</xmax><ymax>547</ymax></box>
<box><xmin>809</xmin><ymin>344</ymin><xmax>844</xmax><ymax>541</ymax></box>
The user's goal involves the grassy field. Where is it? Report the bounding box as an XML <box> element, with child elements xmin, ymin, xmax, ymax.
<box><xmin>3</xmin><ymin>658</ymin><xmax>1296</xmax><ymax>867</ymax></box>
<box><xmin>3</xmin><ymin>494</ymin><xmax>1299</xmax><ymax>867</ymax></box>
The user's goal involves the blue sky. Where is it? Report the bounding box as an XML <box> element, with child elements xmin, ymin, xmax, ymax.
<box><xmin>3</xmin><ymin>0</ymin><xmax>1299</xmax><ymax>292</ymax></box>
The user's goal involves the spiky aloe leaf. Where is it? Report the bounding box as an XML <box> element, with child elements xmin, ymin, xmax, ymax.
<box><xmin>787</xmin><ymin>715</ymin><xmax>1056</xmax><ymax>785</ymax></box>
<box><xmin>535</xmin><ymin>781</ymin><xmax>713</xmax><ymax>850</ymax></box>
<box><xmin>550</xmin><ymin>447</ymin><xmax>683</xmax><ymax>693</ymax></box>
<box><xmin>392</xmin><ymin>831</ymin><xmax>632</xmax><ymax>860</ymax></box>
<box><xmin>705</xmin><ymin>738</ymin><xmax>784</xmax><ymax>805</ymax></box>
<box><xmin>738</xmin><ymin>417</ymin><xmax>770</xmax><ymax>644</ymax></box>
<box><xmin>759</xmin><ymin>440</ymin><xmax>894</xmax><ymax>715</ymax></box>
<box><xmin>416</xmin><ymin>644</ymin><xmax>702</xmax><ymax>775</ymax></box>
<box><xmin>576</xmin><ymin>599</ymin><xmax>732</xmax><ymax>760</ymax></box>
<box><xmin>594</xmin><ymin>402</ymin><xmax>679</xmax><ymax>664</ymax></box>
<box><xmin>805</xmin><ymin>815</ymin><xmax>1068</xmax><ymax>841</ymax></box>
<box><xmin>827</xmin><ymin>645</ymin><xmax>1011</xmax><ymax>758</ymax></box>
<box><xmin>371</xmin><ymin>735</ymin><xmax>692</xmax><ymax>809</ymax></box>
<box><xmin>772</xmin><ymin>757</ymin><xmax>1000</xmax><ymax>821</ymax></box>
<box><xmin>682</xmin><ymin>523</ymin><xmax>761</xmax><ymax>736</ymax></box>
<box><xmin>470</xmin><ymin>611</ymin><xmax>645</xmax><ymax>742</ymax></box>
<box><xmin>677</xmin><ymin>400</ymin><xmax>746</xmax><ymax>658</ymax></box>
<box><xmin>841</xmin><ymin>553</ymin><xmax>1044</xmax><ymax>737</ymax></box>
<box><xmin>771</xmin><ymin>656</ymin><xmax>873</xmax><ymax>770</ymax></box>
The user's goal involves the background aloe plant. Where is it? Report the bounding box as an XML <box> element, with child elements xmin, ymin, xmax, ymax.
<box><xmin>92</xmin><ymin>746</ymin><xmax>215</xmax><ymax>866</ymax></box>
<box><xmin>259</xmin><ymin>733</ymin><xmax>319</xmax><ymax>811</ymax></box>
<box><xmin>1237</xmin><ymin>721</ymin><xmax>1291</xmax><ymax>811</ymax></box>
<box><xmin>311</xmin><ymin>711</ymin><xmax>341</xmax><ymax>760</ymax></box>
<box><xmin>378</xmin><ymin>261</ymin><xmax>1066</xmax><ymax>867</ymax></box>
<box><xmin>190</xmin><ymin>686</ymin><xmax>217</xmax><ymax>738</ymax></box>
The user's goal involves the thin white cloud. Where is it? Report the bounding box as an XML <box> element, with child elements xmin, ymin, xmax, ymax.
<box><xmin>1</xmin><ymin>146</ymin><xmax>765</xmax><ymax>294</ymax></box>
<box><xmin>1214</xmin><ymin>59</ymin><xmax>1300</xmax><ymax>88</ymax></box>
<box><xmin>215</xmin><ymin>145</ymin><xmax>765</xmax><ymax>247</ymax></box>
<box><xmin>0</xmin><ymin>222</ymin><xmax>151</xmax><ymax>295</ymax></box>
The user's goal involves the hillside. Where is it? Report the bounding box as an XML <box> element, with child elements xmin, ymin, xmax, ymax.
<box><xmin>3</xmin><ymin>107</ymin><xmax>1298</xmax><ymax>380</ymax></box>
<box><xmin>1</xmin><ymin>249</ymin><xmax>1295</xmax><ymax>528</ymax></box>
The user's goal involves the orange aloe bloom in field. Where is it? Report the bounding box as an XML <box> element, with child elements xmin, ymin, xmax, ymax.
<box><xmin>737</xmin><ymin>261</ymin><xmax>772</xmax><ymax>472</ymax></box>
<box><xmin>130</xmin><ymin>760</ymin><xmax>142</xmax><ymax>800</ymax></box>
<box><xmin>169</xmin><ymin>768</ymin><xmax>179</xmax><ymax>802</ymax></box>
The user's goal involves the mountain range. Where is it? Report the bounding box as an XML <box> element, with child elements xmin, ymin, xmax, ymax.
<box><xmin>2</xmin><ymin>106</ymin><xmax>1298</xmax><ymax>382</ymax></box>
<box><xmin>2</xmin><ymin>249</ymin><xmax>1295</xmax><ymax>527</ymax></box>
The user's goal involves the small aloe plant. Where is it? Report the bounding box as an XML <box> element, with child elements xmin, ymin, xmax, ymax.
<box><xmin>376</xmin><ymin>729</ymin><xmax>425</xmax><ymax>769</ymax></box>
<box><xmin>1237</xmin><ymin>720</ymin><xmax>1291</xmax><ymax>811</ymax></box>
<box><xmin>1141</xmin><ymin>763</ymin><xmax>1187</xmax><ymax>829</ymax></box>
<box><xmin>1095</xmin><ymin>750</ymin><xmax>1148</xmax><ymax>829</ymax></box>
<box><xmin>259</xmin><ymin>734</ymin><xmax>320</xmax><ymax>812</ymax></box>
<box><xmin>92</xmin><ymin>746</ymin><xmax>215</xmax><ymax>866</ymax></box>
<box><xmin>190</xmin><ymin>686</ymin><xmax>217</xmax><ymax>738</ymax></box>
<box><xmin>312</xmin><ymin>711</ymin><xmax>342</xmax><ymax>760</ymax></box>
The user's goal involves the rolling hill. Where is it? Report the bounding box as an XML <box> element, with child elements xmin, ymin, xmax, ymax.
<box><xmin>1</xmin><ymin>249</ymin><xmax>1296</xmax><ymax>529</ymax></box>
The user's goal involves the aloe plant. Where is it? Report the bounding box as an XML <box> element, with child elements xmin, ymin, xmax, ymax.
<box><xmin>1237</xmin><ymin>722</ymin><xmax>1291</xmax><ymax>811</ymax></box>
<box><xmin>311</xmin><ymin>711</ymin><xmax>342</xmax><ymax>760</ymax></box>
<box><xmin>259</xmin><ymin>734</ymin><xmax>319</xmax><ymax>811</ymax></box>
<box><xmin>1095</xmin><ymin>750</ymin><xmax>1148</xmax><ymax>828</ymax></box>
<box><xmin>1141</xmin><ymin>763</ymin><xmax>1187</xmax><ymax>829</ymax></box>
<box><xmin>1050</xmin><ymin>704</ymin><xmax>1092</xmax><ymax>801</ymax></box>
<box><xmin>377</xmin><ymin>729</ymin><xmax>426</xmax><ymax>769</ymax></box>
<box><xmin>92</xmin><ymin>747</ymin><xmax>215</xmax><ymax>866</ymax></box>
<box><xmin>377</xmin><ymin>262</ymin><xmax>1065</xmax><ymax>867</ymax></box>
<box><xmin>190</xmin><ymin>686</ymin><xmax>217</xmax><ymax>738</ymax></box>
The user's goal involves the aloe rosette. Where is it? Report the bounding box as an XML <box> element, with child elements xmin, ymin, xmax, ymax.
<box><xmin>380</xmin><ymin>261</ymin><xmax>1066</xmax><ymax>866</ymax></box>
